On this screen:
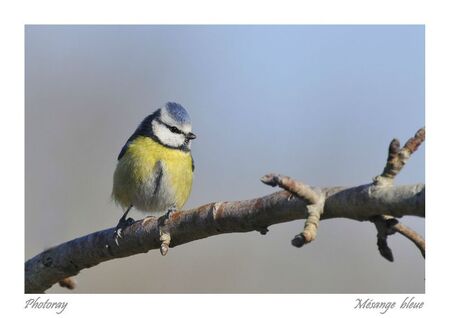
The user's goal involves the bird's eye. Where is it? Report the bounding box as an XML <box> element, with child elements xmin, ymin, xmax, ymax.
<box><xmin>169</xmin><ymin>126</ymin><xmax>179</xmax><ymax>133</ymax></box>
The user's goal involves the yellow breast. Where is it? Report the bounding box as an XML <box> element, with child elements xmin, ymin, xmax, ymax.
<box><xmin>113</xmin><ymin>136</ymin><xmax>193</xmax><ymax>210</ymax></box>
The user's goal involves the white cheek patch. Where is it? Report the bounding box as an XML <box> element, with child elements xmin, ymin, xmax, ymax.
<box><xmin>152</xmin><ymin>120</ymin><xmax>186</xmax><ymax>148</ymax></box>
<box><xmin>160</xmin><ymin>107</ymin><xmax>192</xmax><ymax>134</ymax></box>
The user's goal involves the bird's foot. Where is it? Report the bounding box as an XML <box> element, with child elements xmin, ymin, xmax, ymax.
<box><xmin>113</xmin><ymin>216</ymin><xmax>135</xmax><ymax>246</ymax></box>
<box><xmin>166</xmin><ymin>205</ymin><xmax>177</xmax><ymax>218</ymax></box>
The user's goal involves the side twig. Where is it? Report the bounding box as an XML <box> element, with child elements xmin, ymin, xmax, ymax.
<box><xmin>393</xmin><ymin>222</ymin><xmax>425</xmax><ymax>258</ymax></box>
<box><xmin>373</xmin><ymin>127</ymin><xmax>425</xmax><ymax>186</ymax></box>
<box><xmin>58</xmin><ymin>277</ymin><xmax>76</xmax><ymax>290</ymax></box>
<box><xmin>261</xmin><ymin>174</ymin><xmax>324</xmax><ymax>247</ymax></box>
<box><xmin>370</xmin><ymin>215</ymin><xmax>399</xmax><ymax>262</ymax></box>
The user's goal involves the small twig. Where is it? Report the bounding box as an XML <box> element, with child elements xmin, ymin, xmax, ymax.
<box><xmin>261</xmin><ymin>174</ymin><xmax>324</xmax><ymax>247</ymax></box>
<box><xmin>159</xmin><ymin>230</ymin><xmax>171</xmax><ymax>256</ymax></box>
<box><xmin>291</xmin><ymin>202</ymin><xmax>323</xmax><ymax>247</ymax></box>
<box><xmin>393</xmin><ymin>223</ymin><xmax>425</xmax><ymax>258</ymax></box>
<box><xmin>261</xmin><ymin>174</ymin><xmax>319</xmax><ymax>204</ymax></box>
<box><xmin>370</xmin><ymin>215</ymin><xmax>398</xmax><ymax>262</ymax></box>
<box><xmin>157</xmin><ymin>214</ymin><xmax>172</xmax><ymax>256</ymax></box>
<box><xmin>374</xmin><ymin>127</ymin><xmax>425</xmax><ymax>186</ymax></box>
<box><xmin>58</xmin><ymin>277</ymin><xmax>76</xmax><ymax>290</ymax></box>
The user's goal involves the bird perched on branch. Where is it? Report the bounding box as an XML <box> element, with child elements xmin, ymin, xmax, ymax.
<box><xmin>112</xmin><ymin>102</ymin><xmax>196</xmax><ymax>255</ymax></box>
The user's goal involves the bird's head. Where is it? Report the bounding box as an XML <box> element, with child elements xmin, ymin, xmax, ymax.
<box><xmin>150</xmin><ymin>102</ymin><xmax>196</xmax><ymax>149</ymax></box>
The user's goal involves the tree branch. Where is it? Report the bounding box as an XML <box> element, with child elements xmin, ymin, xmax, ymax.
<box><xmin>25</xmin><ymin>183</ymin><xmax>424</xmax><ymax>293</ymax></box>
<box><xmin>25</xmin><ymin>128</ymin><xmax>425</xmax><ymax>293</ymax></box>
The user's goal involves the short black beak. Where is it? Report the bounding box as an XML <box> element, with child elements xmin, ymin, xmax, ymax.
<box><xmin>187</xmin><ymin>132</ymin><xmax>197</xmax><ymax>140</ymax></box>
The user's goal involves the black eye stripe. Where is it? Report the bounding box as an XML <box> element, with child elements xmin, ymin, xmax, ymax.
<box><xmin>157</xmin><ymin>119</ymin><xmax>184</xmax><ymax>135</ymax></box>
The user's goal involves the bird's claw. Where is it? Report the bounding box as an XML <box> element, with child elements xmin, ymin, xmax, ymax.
<box><xmin>113</xmin><ymin>217</ymin><xmax>135</xmax><ymax>246</ymax></box>
<box><xmin>113</xmin><ymin>229</ymin><xmax>121</xmax><ymax>246</ymax></box>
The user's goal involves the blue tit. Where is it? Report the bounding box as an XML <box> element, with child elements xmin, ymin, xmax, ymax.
<box><xmin>112</xmin><ymin>102</ymin><xmax>196</xmax><ymax>247</ymax></box>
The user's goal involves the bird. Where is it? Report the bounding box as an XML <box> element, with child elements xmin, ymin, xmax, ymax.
<box><xmin>111</xmin><ymin>102</ymin><xmax>196</xmax><ymax>255</ymax></box>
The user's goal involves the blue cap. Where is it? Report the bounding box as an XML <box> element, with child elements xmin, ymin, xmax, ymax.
<box><xmin>164</xmin><ymin>102</ymin><xmax>191</xmax><ymax>125</ymax></box>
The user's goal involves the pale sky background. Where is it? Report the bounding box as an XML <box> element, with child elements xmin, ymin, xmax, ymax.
<box><xmin>25</xmin><ymin>25</ymin><xmax>424</xmax><ymax>293</ymax></box>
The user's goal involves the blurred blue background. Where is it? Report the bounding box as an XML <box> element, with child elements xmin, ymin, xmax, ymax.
<box><xmin>25</xmin><ymin>25</ymin><xmax>424</xmax><ymax>293</ymax></box>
